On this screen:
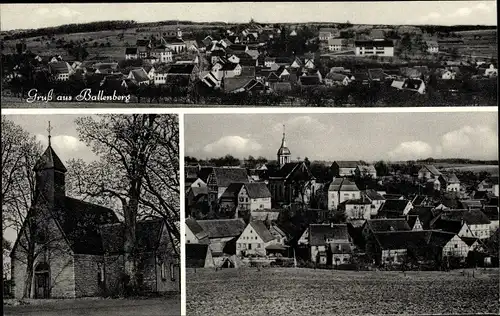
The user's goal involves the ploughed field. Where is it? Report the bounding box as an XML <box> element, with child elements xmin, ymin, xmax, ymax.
<box><xmin>186</xmin><ymin>268</ymin><xmax>499</xmax><ymax>316</ymax></box>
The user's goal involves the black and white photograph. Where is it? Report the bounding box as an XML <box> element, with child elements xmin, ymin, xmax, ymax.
<box><xmin>2</xmin><ymin>114</ymin><xmax>180</xmax><ymax>316</ymax></box>
<box><xmin>0</xmin><ymin>1</ymin><xmax>497</xmax><ymax>108</ymax></box>
<box><xmin>184</xmin><ymin>112</ymin><xmax>499</xmax><ymax>315</ymax></box>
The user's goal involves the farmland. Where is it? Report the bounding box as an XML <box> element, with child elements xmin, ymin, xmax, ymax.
<box><xmin>186</xmin><ymin>268</ymin><xmax>499</xmax><ymax>316</ymax></box>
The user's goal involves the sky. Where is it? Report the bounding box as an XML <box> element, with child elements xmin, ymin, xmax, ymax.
<box><xmin>184</xmin><ymin>111</ymin><xmax>498</xmax><ymax>162</ymax></box>
<box><xmin>1</xmin><ymin>1</ymin><xmax>497</xmax><ymax>31</ymax></box>
<box><xmin>5</xmin><ymin>114</ymin><xmax>97</xmax><ymax>163</ymax></box>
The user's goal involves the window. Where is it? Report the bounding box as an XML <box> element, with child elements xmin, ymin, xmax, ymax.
<box><xmin>257</xmin><ymin>244</ymin><xmax>261</xmax><ymax>248</ymax></box>
<box><xmin>170</xmin><ymin>264</ymin><xmax>175</xmax><ymax>281</ymax></box>
<box><xmin>454</xmin><ymin>244</ymin><xmax>458</xmax><ymax>248</ymax></box>
<box><xmin>255</xmin><ymin>236</ymin><xmax>258</xmax><ymax>240</ymax></box>
<box><xmin>161</xmin><ymin>262</ymin><xmax>166</xmax><ymax>280</ymax></box>
<box><xmin>248</xmin><ymin>244</ymin><xmax>252</xmax><ymax>250</ymax></box>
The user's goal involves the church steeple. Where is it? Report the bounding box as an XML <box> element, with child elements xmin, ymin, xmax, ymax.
<box><xmin>34</xmin><ymin>122</ymin><xmax>67</xmax><ymax>203</ymax></box>
<box><xmin>277</xmin><ymin>124</ymin><xmax>291</xmax><ymax>168</ymax></box>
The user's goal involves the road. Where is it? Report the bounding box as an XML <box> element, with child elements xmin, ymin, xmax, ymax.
<box><xmin>3</xmin><ymin>297</ymin><xmax>181</xmax><ymax>316</ymax></box>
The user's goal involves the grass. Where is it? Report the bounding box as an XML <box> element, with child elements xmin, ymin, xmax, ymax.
<box><xmin>3</xmin><ymin>296</ymin><xmax>180</xmax><ymax>316</ymax></box>
<box><xmin>186</xmin><ymin>267</ymin><xmax>499</xmax><ymax>316</ymax></box>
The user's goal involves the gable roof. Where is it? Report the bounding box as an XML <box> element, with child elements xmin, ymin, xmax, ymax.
<box><xmin>220</xmin><ymin>182</ymin><xmax>244</xmax><ymax>200</ymax></box>
<box><xmin>380</xmin><ymin>199</ymin><xmax>411</xmax><ymax>214</ymax></box>
<box><xmin>100</xmin><ymin>219</ymin><xmax>164</xmax><ymax>254</ymax></box>
<box><xmin>407</xmin><ymin>206</ymin><xmax>435</xmax><ymax>229</ymax></box>
<box><xmin>420</xmin><ymin>164</ymin><xmax>442</xmax><ymax>175</ymax></box>
<box><xmin>197</xmin><ymin>219</ymin><xmax>246</xmax><ymax>238</ymax></box>
<box><xmin>309</xmin><ymin>224</ymin><xmax>349</xmax><ymax>246</ymax></box>
<box><xmin>167</xmin><ymin>64</ymin><xmax>195</xmax><ymax>74</ymax></box>
<box><xmin>185</xmin><ymin>218</ymin><xmax>209</xmax><ymax>240</ymax></box>
<box><xmin>334</xmin><ymin>161</ymin><xmax>360</xmax><ymax>168</ymax></box>
<box><xmin>53</xmin><ymin>196</ymin><xmax>120</xmax><ymax>255</ymax></box>
<box><xmin>244</xmin><ymin>182</ymin><xmax>271</xmax><ymax>199</ymax></box>
<box><xmin>249</xmin><ymin>221</ymin><xmax>275</xmax><ymax>242</ymax></box>
<box><xmin>129</xmin><ymin>68</ymin><xmax>149</xmax><ymax>82</ymax></box>
<box><xmin>339</xmin><ymin>178</ymin><xmax>359</xmax><ymax>191</ymax></box>
<box><xmin>328</xmin><ymin>178</ymin><xmax>344</xmax><ymax>191</ymax></box>
<box><xmin>366</xmin><ymin>218</ymin><xmax>411</xmax><ymax>232</ymax></box>
<box><xmin>373</xmin><ymin>231</ymin><xmax>429</xmax><ymax>250</ymax></box>
<box><xmin>125</xmin><ymin>47</ymin><xmax>137</xmax><ymax>55</ymax></box>
<box><xmin>48</xmin><ymin>61</ymin><xmax>72</xmax><ymax>74</ymax></box>
<box><xmin>211</xmin><ymin>167</ymin><xmax>249</xmax><ymax>187</ymax></box>
<box><xmin>362</xmin><ymin>189</ymin><xmax>385</xmax><ymax>201</ymax></box>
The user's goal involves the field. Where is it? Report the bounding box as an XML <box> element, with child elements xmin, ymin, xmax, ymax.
<box><xmin>438</xmin><ymin>164</ymin><xmax>499</xmax><ymax>176</ymax></box>
<box><xmin>186</xmin><ymin>268</ymin><xmax>499</xmax><ymax>316</ymax></box>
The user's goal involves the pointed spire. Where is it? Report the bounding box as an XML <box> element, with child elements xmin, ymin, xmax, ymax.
<box><xmin>281</xmin><ymin>124</ymin><xmax>286</xmax><ymax>147</ymax></box>
<box><xmin>47</xmin><ymin>121</ymin><xmax>53</xmax><ymax>146</ymax></box>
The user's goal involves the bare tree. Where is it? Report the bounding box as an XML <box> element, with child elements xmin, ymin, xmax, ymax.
<box><xmin>66</xmin><ymin>114</ymin><xmax>179</xmax><ymax>291</ymax></box>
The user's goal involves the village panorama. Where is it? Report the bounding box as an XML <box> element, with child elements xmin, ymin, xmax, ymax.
<box><xmin>184</xmin><ymin>113</ymin><xmax>499</xmax><ymax>315</ymax></box>
<box><xmin>1</xmin><ymin>4</ymin><xmax>497</xmax><ymax>107</ymax></box>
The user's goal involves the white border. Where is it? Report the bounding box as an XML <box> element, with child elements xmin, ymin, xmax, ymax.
<box><xmin>179</xmin><ymin>113</ymin><xmax>186</xmax><ymax>316</ymax></box>
<box><xmin>1</xmin><ymin>105</ymin><xmax>497</xmax><ymax>115</ymax></box>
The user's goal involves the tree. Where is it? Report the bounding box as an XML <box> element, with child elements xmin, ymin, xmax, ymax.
<box><xmin>1</xmin><ymin>117</ymin><xmax>44</xmax><ymax>297</ymax></box>
<box><xmin>66</xmin><ymin>115</ymin><xmax>179</xmax><ymax>293</ymax></box>
<box><xmin>374</xmin><ymin>160</ymin><xmax>389</xmax><ymax>177</ymax></box>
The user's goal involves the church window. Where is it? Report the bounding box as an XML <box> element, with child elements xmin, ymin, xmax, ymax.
<box><xmin>170</xmin><ymin>264</ymin><xmax>176</xmax><ymax>281</ymax></box>
<box><xmin>161</xmin><ymin>262</ymin><xmax>166</xmax><ymax>280</ymax></box>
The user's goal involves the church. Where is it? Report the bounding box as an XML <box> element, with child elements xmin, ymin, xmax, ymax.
<box><xmin>268</xmin><ymin>127</ymin><xmax>316</xmax><ymax>207</ymax></box>
<box><xmin>10</xmin><ymin>136</ymin><xmax>179</xmax><ymax>299</ymax></box>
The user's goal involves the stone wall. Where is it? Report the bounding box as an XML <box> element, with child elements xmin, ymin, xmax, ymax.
<box><xmin>74</xmin><ymin>254</ymin><xmax>103</xmax><ymax>297</ymax></box>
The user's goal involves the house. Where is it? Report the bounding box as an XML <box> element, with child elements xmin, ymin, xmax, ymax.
<box><xmin>477</xmin><ymin>177</ymin><xmax>499</xmax><ymax>197</ymax></box>
<box><xmin>439</xmin><ymin>173</ymin><xmax>460</xmax><ymax>192</ymax></box>
<box><xmin>48</xmin><ymin>61</ymin><xmax>74</xmax><ymax>81</ymax></box>
<box><xmin>298</xmin><ymin>76</ymin><xmax>321</xmax><ymax>86</ymax></box>
<box><xmin>441</xmin><ymin>234</ymin><xmax>471</xmax><ymax>261</ymax></box>
<box><xmin>367</xmin><ymin>68</ymin><xmax>385</xmax><ymax>82</ymax></box>
<box><xmin>196</xmin><ymin>218</ymin><xmax>247</xmax><ymax>256</ymax></box>
<box><xmin>136</xmin><ymin>39</ymin><xmax>151</xmax><ymax>58</ymax></box>
<box><xmin>165</xmin><ymin>64</ymin><xmax>199</xmax><ymax>85</ymax></box>
<box><xmin>407</xmin><ymin>206</ymin><xmax>436</xmax><ymax>230</ymax></box>
<box><xmin>436</xmin><ymin>68</ymin><xmax>456</xmax><ymax>80</ymax></box>
<box><xmin>369</xmin><ymin>231</ymin><xmax>428</xmax><ymax>265</ymax></box>
<box><xmin>185</xmin><ymin>218</ymin><xmax>209</xmax><ymax>244</ymax></box>
<box><xmin>201</xmin><ymin>71</ymin><xmax>223</xmax><ymax>88</ymax></box>
<box><xmin>331</xmin><ymin>161</ymin><xmax>360</xmax><ymax>177</ymax></box>
<box><xmin>219</xmin><ymin>182</ymin><xmax>272</xmax><ymax>212</ymax></box>
<box><xmin>483</xmin><ymin>64</ymin><xmax>498</xmax><ymax>77</ymax></box>
<box><xmin>361</xmin><ymin>189</ymin><xmax>386</xmax><ymax>214</ymax></box>
<box><xmin>127</xmin><ymin>68</ymin><xmax>150</xmax><ymax>85</ymax></box>
<box><xmin>426</xmin><ymin>41</ymin><xmax>439</xmax><ymax>53</ymax></box>
<box><xmin>362</xmin><ymin>218</ymin><xmax>411</xmax><ymax>240</ymax></box>
<box><xmin>290</xmin><ymin>57</ymin><xmax>303</xmax><ymax>69</ymax></box>
<box><xmin>236</xmin><ymin>221</ymin><xmax>277</xmax><ymax>257</ymax></box>
<box><xmin>299</xmin><ymin>224</ymin><xmax>352</xmax><ymax>265</ymax></box>
<box><xmin>432</xmin><ymin>209</ymin><xmax>491</xmax><ymax>239</ymax></box>
<box><xmin>355</xmin><ymin>165</ymin><xmax>377</xmax><ymax>178</ymax></box>
<box><xmin>343</xmin><ymin>198</ymin><xmax>374</xmax><ymax>227</ymax></box>
<box><xmin>150</xmin><ymin>47</ymin><xmax>173</xmax><ymax>63</ymax></box>
<box><xmin>319</xmin><ymin>28</ymin><xmax>340</xmax><ymax>41</ymax></box>
<box><xmin>377</xmin><ymin>199</ymin><xmax>414</xmax><ymax>218</ymax></box>
<box><xmin>220</xmin><ymin>62</ymin><xmax>242</xmax><ymax>78</ymax></box>
<box><xmin>460</xmin><ymin>200</ymin><xmax>483</xmax><ymax>210</ymax></box>
<box><xmin>406</xmin><ymin>215</ymin><xmax>424</xmax><ymax>231</ymax></box>
<box><xmin>125</xmin><ymin>47</ymin><xmax>138</xmax><ymax>60</ymax></box>
<box><xmin>482</xmin><ymin>206</ymin><xmax>499</xmax><ymax>233</ymax></box>
<box><xmin>412</xmin><ymin>195</ymin><xmax>431</xmax><ymax>207</ymax></box>
<box><xmin>250</xmin><ymin>209</ymin><xmax>280</xmax><ymax>222</ymax></box>
<box><xmin>207</xmin><ymin>167</ymin><xmax>249</xmax><ymax>203</ymax></box>
<box><xmin>391</xmin><ymin>78</ymin><xmax>426</xmax><ymax>94</ymax></box>
<box><xmin>354</xmin><ymin>39</ymin><xmax>394</xmax><ymax>57</ymax></box>
<box><xmin>304</xmin><ymin>59</ymin><xmax>315</xmax><ymax>69</ymax></box>
<box><xmin>94</xmin><ymin>63</ymin><xmax>119</xmax><ymax>75</ymax></box>
<box><xmin>185</xmin><ymin>244</ymin><xmax>214</xmax><ymax>268</ymax></box>
<box><xmin>327</xmin><ymin>178</ymin><xmax>360</xmax><ymax>210</ymax></box>
<box><xmin>10</xmin><ymin>143</ymin><xmax>179</xmax><ymax>299</ymax></box>
<box><xmin>324</xmin><ymin>72</ymin><xmax>350</xmax><ymax>86</ymax></box>
<box><xmin>418</xmin><ymin>165</ymin><xmax>442</xmax><ymax>181</ymax></box>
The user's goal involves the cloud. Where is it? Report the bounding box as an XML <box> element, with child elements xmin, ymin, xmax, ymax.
<box><xmin>203</xmin><ymin>136</ymin><xmax>262</xmax><ymax>156</ymax></box>
<box><xmin>450</xmin><ymin>7</ymin><xmax>473</xmax><ymax>17</ymax></box>
<box><xmin>439</xmin><ymin>125</ymin><xmax>498</xmax><ymax>159</ymax></box>
<box><xmin>35</xmin><ymin>6</ymin><xmax>82</xmax><ymax>19</ymax></box>
<box><xmin>388</xmin><ymin>141</ymin><xmax>434</xmax><ymax>160</ymax></box>
<box><xmin>418</xmin><ymin>12</ymin><xmax>441</xmax><ymax>23</ymax></box>
<box><xmin>36</xmin><ymin>134</ymin><xmax>87</xmax><ymax>156</ymax></box>
<box><xmin>414</xmin><ymin>2</ymin><xmax>495</xmax><ymax>24</ymax></box>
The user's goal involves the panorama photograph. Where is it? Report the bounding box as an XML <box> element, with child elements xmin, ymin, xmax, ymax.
<box><xmin>184</xmin><ymin>111</ymin><xmax>499</xmax><ymax>315</ymax></box>
<box><xmin>2</xmin><ymin>114</ymin><xmax>180</xmax><ymax>316</ymax></box>
<box><xmin>0</xmin><ymin>1</ymin><xmax>497</xmax><ymax>108</ymax></box>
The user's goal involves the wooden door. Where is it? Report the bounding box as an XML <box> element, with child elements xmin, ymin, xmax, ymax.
<box><xmin>35</xmin><ymin>273</ymin><xmax>49</xmax><ymax>298</ymax></box>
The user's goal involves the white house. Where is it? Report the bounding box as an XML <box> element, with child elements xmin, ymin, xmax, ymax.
<box><xmin>328</xmin><ymin>178</ymin><xmax>360</xmax><ymax>210</ymax></box>
<box><xmin>151</xmin><ymin>47</ymin><xmax>173</xmax><ymax>63</ymax></box>
<box><xmin>442</xmin><ymin>235</ymin><xmax>470</xmax><ymax>260</ymax></box>
<box><xmin>236</xmin><ymin>221</ymin><xmax>277</xmax><ymax>257</ymax></box>
<box><xmin>185</xmin><ymin>218</ymin><xmax>209</xmax><ymax>244</ymax></box>
<box><xmin>426</xmin><ymin>41</ymin><xmax>439</xmax><ymax>54</ymax></box>
<box><xmin>328</xmin><ymin>38</ymin><xmax>347</xmax><ymax>51</ymax></box>
<box><xmin>418</xmin><ymin>165</ymin><xmax>442</xmax><ymax>181</ymax></box>
<box><xmin>355</xmin><ymin>39</ymin><xmax>394</xmax><ymax>57</ymax></box>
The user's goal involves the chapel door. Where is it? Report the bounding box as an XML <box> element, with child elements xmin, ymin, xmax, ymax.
<box><xmin>35</xmin><ymin>273</ymin><xmax>49</xmax><ymax>299</ymax></box>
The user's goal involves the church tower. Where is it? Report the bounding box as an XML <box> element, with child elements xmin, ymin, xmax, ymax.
<box><xmin>33</xmin><ymin>122</ymin><xmax>67</xmax><ymax>206</ymax></box>
<box><xmin>277</xmin><ymin>125</ymin><xmax>291</xmax><ymax>168</ymax></box>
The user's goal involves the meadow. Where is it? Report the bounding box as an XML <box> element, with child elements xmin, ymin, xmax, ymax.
<box><xmin>186</xmin><ymin>267</ymin><xmax>499</xmax><ymax>316</ymax></box>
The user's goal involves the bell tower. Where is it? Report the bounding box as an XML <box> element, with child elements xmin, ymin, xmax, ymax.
<box><xmin>34</xmin><ymin>122</ymin><xmax>67</xmax><ymax>206</ymax></box>
<box><xmin>277</xmin><ymin>124</ymin><xmax>291</xmax><ymax>168</ymax></box>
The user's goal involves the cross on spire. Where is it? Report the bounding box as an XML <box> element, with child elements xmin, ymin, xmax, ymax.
<box><xmin>47</xmin><ymin>121</ymin><xmax>53</xmax><ymax>146</ymax></box>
